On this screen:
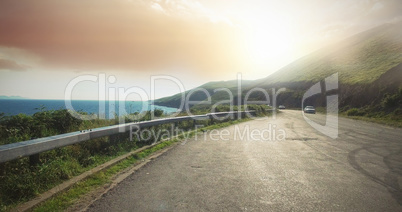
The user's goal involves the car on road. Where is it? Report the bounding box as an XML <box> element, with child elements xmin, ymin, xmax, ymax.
<box><xmin>278</xmin><ymin>105</ymin><xmax>286</xmax><ymax>109</ymax></box>
<box><xmin>304</xmin><ymin>106</ymin><xmax>316</xmax><ymax>114</ymax></box>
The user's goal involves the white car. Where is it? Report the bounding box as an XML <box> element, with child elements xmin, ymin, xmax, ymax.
<box><xmin>304</xmin><ymin>106</ymin><xmax>316</xmax><ymax>114</ymax></box>
<box><xmin>278</xmin><ymin>105</ymin><xmax>286</xmax><ymax>109</ymax></box>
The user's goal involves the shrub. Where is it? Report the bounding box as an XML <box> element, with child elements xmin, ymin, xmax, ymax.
<box><xmin>390</xmin><ymin>108</ymin><xmax>402</xmax><ymax>120</ymax></box>
<box><xmin>382</xmin><ymin>88</ymin><xmax>402</xmax><ymax>109</ymax></box>
<box><xmin>346</xmin><ymin>108</ymin><xmax>366</xmax><ymax>116</ymax></box>
<box><xmin>153</xmin><ymin>109</ymin><xmax>164</xmax><ymax>117</ymax></box>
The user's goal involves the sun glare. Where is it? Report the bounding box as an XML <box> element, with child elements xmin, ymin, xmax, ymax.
<box><xmin>237</xmin><ymin>9</ymin><xmax>295</xmax><ymax>69</ymax></box>
<box><xmin>245</xmin><ymin>23</ymin><xmax>293</xmax><ymax>65</ymax></box>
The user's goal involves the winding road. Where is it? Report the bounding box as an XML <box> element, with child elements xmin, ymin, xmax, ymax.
<box><xmin>87</xmin><ymin>110</ymin><xmax>402</xmax><ymax>211</ymax></box>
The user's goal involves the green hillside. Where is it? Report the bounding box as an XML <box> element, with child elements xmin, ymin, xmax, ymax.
<box><xmin>245</xmin><ymin>21</ymin><xmax>402</xmax><ymax>112</ymax></box>
<box><xmin>154</xmin><ymin>80</ymin><xmax>253</xmax><ymax>108</ymax></box>
<box><xmin>252</xmin><ymin>21</ymin><xmax>402</xmax><ymax>87</ymax></box>
<box><xmin>155</xmin><ymin>21</ymin><xmax>402</xmax><ymax>119</ymax></box>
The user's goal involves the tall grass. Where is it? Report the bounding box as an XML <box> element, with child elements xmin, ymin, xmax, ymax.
<box><xmin>342</xmin><ymin>88</ymin><xmax>402</xmax><ymax>127</ymax></box>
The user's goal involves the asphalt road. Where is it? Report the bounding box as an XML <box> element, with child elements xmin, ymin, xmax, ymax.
<box><xmin>87</xmin><ymin>110</ymin><xmax>402</xmax><ymax>211</ymax></box>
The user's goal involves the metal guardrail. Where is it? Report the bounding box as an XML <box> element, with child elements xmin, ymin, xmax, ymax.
<box><xmin>0</xmin><ymin>111</ymin><xmax>256</xmax><ymax>164</ymax></box>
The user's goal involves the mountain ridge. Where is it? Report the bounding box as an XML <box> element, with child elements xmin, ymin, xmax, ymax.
<box><xmin>155</xmin><ymin>21</ymin><xmax>402</xmax><ymax>113</ymax></box>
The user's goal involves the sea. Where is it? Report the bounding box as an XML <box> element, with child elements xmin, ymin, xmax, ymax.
<box><xmin>0</xmin><ymin>99</ymin><xmax>178</xmax><ymax>119</ymax></box>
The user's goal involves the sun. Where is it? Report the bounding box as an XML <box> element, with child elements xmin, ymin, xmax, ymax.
<box><xmin>244</xmin><ymin>19</ymin><xmax>293</xmax><ymax>66</ymax></box>
<box><xmin>246</xmin><ymin>28</ymin><xmax>292</xmax><ymax>64</ymax></box>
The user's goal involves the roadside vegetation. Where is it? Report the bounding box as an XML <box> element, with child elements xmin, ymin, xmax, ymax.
<box><xmin>0</xmin><ymin>105</ymin><xmax>270</xmax><ymax>211</ymax></box>
<box><xmin>33</xmin><ymin>117</ymin><xmax>254</xmax><ymax>212</ymax></box>
<box><xmin>33</xmin><ymin>140</ymin><xmax>176</xmax><ymax>212</ymax></box>
<box><xmin>342</xmin><ymin>88</ymin><xmax>402</xmax><ymax>127</ymax></box>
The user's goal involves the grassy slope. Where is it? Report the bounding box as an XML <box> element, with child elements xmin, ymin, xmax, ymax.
<box><xmin>155</xmin><ymin>22</ymin><xmax>402</xmax><ymax>109</ymax></box>
<box><xmin>250</xmin><ymin>21</ymin><xmax>402</xmax><ymax>126</ymax></box>
<box><xmin>252</xmin><ymin>21</ymin><xmax>402</xmax><ymax>87</ymax></box>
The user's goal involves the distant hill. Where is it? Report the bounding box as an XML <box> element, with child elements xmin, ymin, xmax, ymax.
<box><xmin>0</xmin><ymin>95</ymin><xmax>28</xmax><ymax>100</ymax></box>
<box><xmin>155</xmin><ymin>22</ymin><xmax>402</xmax><ymax>114</ymax></box>
<box><xmin>245</xmin><ymin>21</ymin><xmax>402</xmax><ymax>110</ymax></box>
<box><xmin>251</xmin><ymin>21</ymin><xmax>402</xmax><ymax>86</ymax></box>
<box><xmin>154</xmin><ymin>80</ymin><xmax>253</xmax><ymax>108</ymax></box>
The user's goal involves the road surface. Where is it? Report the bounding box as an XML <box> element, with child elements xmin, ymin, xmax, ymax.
<box><xmin>87</xmin><ymin>110</ymin><xmax>402</xmax><ymax>211</ymax></box>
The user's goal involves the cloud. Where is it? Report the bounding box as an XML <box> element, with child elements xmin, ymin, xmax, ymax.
<box><xmin>1</xmin><ymin>0</ymin><xmax>400</xmax><ymax>77</ymax></box>
<box><xmin>0</xmin><ymin>58</ymin><xmax>29</xmax><ymax>71</ymax></box>
<box><xmin>0</xmin><ymin>0</ymin><xmax>247</xmax><ymax>75</ymax></box>
<box><xmin>151</xmin><ymin>2</ymin><xmax>166</xmax><ymax>13</ymax></box>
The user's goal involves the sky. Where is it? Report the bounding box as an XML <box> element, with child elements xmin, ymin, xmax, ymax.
<box><xmin>0</xmin><ymin>0</ymin><xmax>401</xmax><ymax>100</ymax></box>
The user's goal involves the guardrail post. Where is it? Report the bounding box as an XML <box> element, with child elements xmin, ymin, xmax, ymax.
<box><xmin>29</xmin><ymin>154</ymin><xmax>40</xmax><ymax>166</ymax></box>
<box><xmin>171</xmin><ymin>123</ymin><xmax>176</xmax><ymax>138</ymax></box>
<box><xmin>193</xmin><ymin>119</ymin><xmax>196</xmax><ymax>128</ymax></box>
